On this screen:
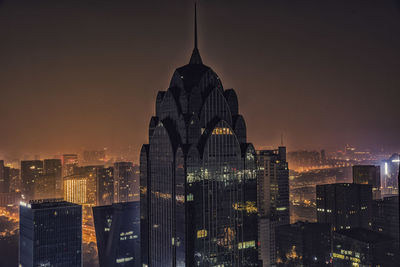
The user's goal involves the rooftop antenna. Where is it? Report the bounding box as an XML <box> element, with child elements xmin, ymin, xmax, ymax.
<box><xmin>189</xmin><ymin>1</ymin><xmax>203</xmax><ymax>64</ymax></box>
<box><xmin>194</xmin><ymin>1</ymin><xmax>198</xmax><ymax>49</ymax></box>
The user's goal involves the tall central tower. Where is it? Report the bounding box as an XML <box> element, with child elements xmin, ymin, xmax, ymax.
<box><xmin>140</xmin><ymin>5</ymin><xmax>258</xmax><ymax>266</ymax></box>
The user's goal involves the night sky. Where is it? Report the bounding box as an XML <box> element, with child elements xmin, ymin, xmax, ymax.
<box><xmin>1</xmin><ymin>0</ymin><xmax>399</xmax><ymax>160</ymax></box>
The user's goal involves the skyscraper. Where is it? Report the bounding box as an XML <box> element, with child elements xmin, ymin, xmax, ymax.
<box><xmin>140</xmin><ymin>5</ymin><xmax>258</xmax><ymax>266</ymax></box>
<box><xmin>20</xmin><ymin>160</ymin><xmax>43</xmax><ymax>200</ymax></box>
<box><xmin>44</xmin><ymin>159</ymin><xmax>62</xmax><ymax>197</ymax></box>
<box><xmin>114</xmin><ymin>162</ymin><xmax>137</xmax><ymax>203</ymax></box>
<box><xmin>353</xmin><ymin>165</ymin><xmax>381</xmax><ymax>199</ymax></box>
<box><xmin>97</xmin><ymin>166</ymin><xmax>114</xmax><ymax>206</ymax></box>
<box><xmin>19</xmin><ymin>199</ymin><xmax>82</xmax><ymax>267</ymax></box>
<box><xmin>93</xmin><ymin>201</ymin><xmax>140</xmax><ymax>267</ymax></box>
<box><xmin>381</xmin><ymin>153</ymin><xmax>399</xmax><ymax>196</ymax></box>
<box><xmin>316</xmin><ymin>183</ymin><xmax>372</xmax><ymax>231</ymax></box>
<box><xmin>0</xmin><ymin>161</ymin><xmax>11</xmax><ymax>193</ymax></box>
<box><xmin>257</xmin><ymin>147</ymin><xmax>289</xmax><ymax>267</ymax></box>
<box><xmin>62</xmin><ymin>154</ymin><xmax>78</xmax><ymax>178</ymax></box>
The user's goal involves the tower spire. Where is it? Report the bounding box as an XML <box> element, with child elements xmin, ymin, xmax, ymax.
<box><xmin>189</xmin><ymin>1</ymin><xmax>203</xmax><ymax>65</ymax></box>
<box><xmin>194</xmin><ymin>1</ymin><xmax>198</xmax><ymax>49</ymax></box>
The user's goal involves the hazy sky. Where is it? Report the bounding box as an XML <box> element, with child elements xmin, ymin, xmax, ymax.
<box><xmin>0</xmin><ymin>0</ymin><xmax>399</xmax><ymax>160</ymax></box>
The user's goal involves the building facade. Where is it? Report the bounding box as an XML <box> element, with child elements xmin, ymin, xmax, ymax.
<box><xmin>21</xmin><ymin>160</ymin><xmax>43</xmax><ymax>201</ymax></box>
<box><xmin>140</xmin><ymin>7</ymin><xmax>258</xmax><ymax>266</ymax></box>
<box><xmin>275</xmin><ymin>222</ymin><xmax>331</xmax><ymax>266</ymax></box>
<box><xmin>44</xmin><ymin>159</ymin><xmax>62</xmax><ymax>198</ymax></box>
<box><xmin>332</xmin><ymin>228</ymin><xmax>399</xmax><ymax>266</ymax></box>
<box><xmin>257</xmin><ymin>147</ymin><xmax>289</xmax><ymax>266</ymax></box>
<box><xmin>114</xmin><ymin>162</ymin><xmax>138</xmax><ymax>203</ymax></box>
<box><xmin>352</xmin><ymin>165</ymin><xmax>381</xmax><ymax>199</ymax></box>
<box><xmin>97</xmin><ymin>166</ymin><xmax>114</xmax><ymax>206</ymax></box>
<box><xmin>316</xmin><ymin>183</ymin><xmax>372</xmax><ymax>231</ymax></box>
<box><xmin>19</xmin><ymin>199</ymin><xmax>82</xmax><ymax>267</ymax></box>
<box><xmin>93</xmin><ymin>201</ymin><xmax>140</xmax><ymax>267</ymax></box>
<box><xmin>372</xmin><ymin>195</ymin><xmax>399</xmax><ymax>244</ymax></box>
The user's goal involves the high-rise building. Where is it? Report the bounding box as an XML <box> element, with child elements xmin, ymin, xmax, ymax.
<box><xmin>257</xmin><ymin>147</ymin><xmax>289</xmax><ymax>266</ymax></box>
<box><xmin>44</xmin><ymin>159</ymin><xmax>62</xmax><ymax>197</ymax></box>
<box><xmin>353</xmin><ymin>165</ymin><xmax>381</xmax><ymax>199</ymax></box>
<box><xmin>316</xmin><ymin>183</ymin><xmax>372</xmax><ymax>231</ymax></box>
<box><xmin>332</xmin><ymin>228</ymin><xmax>399</xmax><ymax>266</ymax></box>
<box><xmin>64</xmin><ymin>175</ymin><xmax>88</xmax><ymax>204</ymax></box>
<box><xmin>9</xmin><ymin>167</ymin><xmax>20</xmax><ymax>193</ymax></box>
<box><xmin>0</xmin><ymin>161</ymin><xmax>11</xmax><ymax>193</ymax></box>
<box><xmin>62</xmin><ymin>154</ymin><xmax>78</xmax><ymax>178</ymax></box>
<box><xmin>275</xmin><ymin>222</ymin><xmax>331</xmax><ymax>266</ymax></box>
<box><xmin>97</xmin><ymin>166</ymin><xmax>114</xmax><ymax>206</ymax></box>
<box><xmin>372</xmin><ymin>196</ymin><xmax>399</xmax><ymax>243</ymax></box>
<box><xmin>114</xmin><ymin>162</ymin><xmax>138</xmax><ymax>203</ymax></box>
<box><xmin>93</xmin><ymin>201</ymin><xmax>140</xmax><ymax>267</ymax></box>
<box><xmin>140</xmin><ymin>6</ymin><xmax>258</xmax><ymax>266</ymax></box>
<box><xmin>381</xmin><ymin>153</ymin><xmax>400</xmax><ymax>197</ymax></box>
<box><xmin>20</xmin><ymin>160</ymin><xmax>43</xmax><ymax>200</ymax></box>
<box><xmin>19</xmin><ymin>199</ymin><xmax>82</xmax><ymax>267</ymax></box>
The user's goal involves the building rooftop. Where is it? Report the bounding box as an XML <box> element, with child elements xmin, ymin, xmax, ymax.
<box><xmin>335</xmin><ymin>228</ymin><xmax>392</xmax><ymax>244</ymax></box>
<box><xmin>20</xmin><ymin>199</ymin><xmax>80</xmax><ymax>209</ymax></box>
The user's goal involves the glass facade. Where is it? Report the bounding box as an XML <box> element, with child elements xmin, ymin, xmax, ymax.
<box><xmin>93</xmin><ymin>201</ymin><xmax>141</xmax><ymax>267</ymax></box>
<box><xmin>140</xmin><ymin>24</ymin><xmax>258</xmax><ymax>266</ymax></box>
<box><xmin>19</xmin><ymin>200</ymin><xmax>82</xmax><ymax>267</ymax></box>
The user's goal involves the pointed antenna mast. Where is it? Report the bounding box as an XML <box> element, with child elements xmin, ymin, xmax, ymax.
<box><xmin>194</xmin><ymin>1</ymin><xmax>198</xmax><ymax>49</ymax></box>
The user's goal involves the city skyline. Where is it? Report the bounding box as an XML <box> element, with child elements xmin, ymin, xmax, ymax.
<box><xmin>0</xmin><ymin>1</ymin><xmax>399</xmax><ymax>266</ymax></box>
<box><xmin>1</xmin><ymin>0</ymin><xmax>400</xmax><ymax>159</ymax></box>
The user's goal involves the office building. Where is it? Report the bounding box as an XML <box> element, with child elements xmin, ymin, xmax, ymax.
<box><xmin>332</xmin><ymin>228</ymin><xmax>399</xmax><ymax>266</ymax></box>
<box><xmin>20</xmin><ymin>160</ymin><xmax>43</xmax><ymax>200</ymax></box>
<box><xmin>114</xmin><ymin>162</ymin><xmax>138</xmax><ymax>203</ymax></box>
<box><xmin>62</xmin><ymin>154</ymin><xmax>78</xmax><ymax>178</ymax></box>
<box><xmin>381</xmin><ymin>153</ymin><xmax>399</xmax><ymax>196</ymax></box>
<box><xmin>0</xmin><ymin>160</ymin><xmax>10</xmax><ymax>193</ymax></box>
<box><xmin>257</xmin><ymin>147</ymin><xmax>289</xmax><ymax>266</ymax></box>
<box><xmin>19</xmin><ymin>199</ymin><xmax>82</xmax><ymax>267</ymax></box>
<box><xmin>93</xmin><ymin>201</ymin><xmax>140</xmax><ymax>267</ymax></box>
<box><xmin>372</xmin><ymin>195</ymin><xmax>399</xmax><ymax>243</ymax></box>
<box><xmin>44</xmin><ymin>159</ymin><xmax>62</xmax><ymax>197</ymax></box>
<box><xmin>97</xmin><ymin>166</ymin><xmax>114</xmax><ymax>206</ymax></box>
<box><xmin>140</xmin><ymin>6</ymin><xmax>258</xmax><ymax>266</ymax></box>
<box><xmin>353</xmin><ymin>165</ymin><xmax>381</xmax><ymax>199</ymax></box>
<box><xmin>275</xmin><ymin>222</ymin><xmax>331</xmax><ymax>266</ymax></box>
<box><xmin>316</xmin><ymin>183</ymin><xmax>372</xmax><ymax>231</ymax></box>
<box><xmin>64</xmin><ymin>175</ymin><xmax>88</xmax><ymax>204</ymax></box>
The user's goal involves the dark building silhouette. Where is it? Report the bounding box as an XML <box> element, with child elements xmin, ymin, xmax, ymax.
<box><xmin>257</xmin><ymin>147</ymin><xmax>289</xmax><ymax>266</ymax></box>
<box><xmin>372</xmin><ymin>195</ymin><xmax>399</xmax><ymax>244</ymax></box>
<box><xmin>20</xmin><ymin>160</ymin><xmax>43</xmax><ymax>200</ymax></box>
<box><xmin>275</xmin><ymin>222</ymin><xmax>331</xmax><ymax>266</ymax></box>
<box><xmin>43</xmin><ymin>159</ymin><xmax>62</xmax><ymax>197</ymax></box>
<box><xmin>353</xmin><ymin>165</ymin><xmax>381</xmax><ymax>199</ymax></box>
<box><xmin>93</xmin><ymin>201</ymin><xmax>140</xmax><ymax>267</ymax></box>
<box><xmin>19</xmin><ymin>199</ymin><xmax>82</xmax><ymax>267</ymax></box>
<box><xmin>0</xmin><ymin>161</ymin><xmax>11</xmax><ymax>193</ymax></box>
<box><xmin>140</xmin><ymin>5</ymin><xmax>258</xmax><ymax>266</ymax></box>
<box><xmin>316</xmin><ymin>183</ymin><xmax>372</xmax><ymax>231</ymax></box>
<box><xmin>332</xmin><ymin>228</ymin><xmax>399</xmax><ymax>266</ymax></box>
<box><xmin>97</xmin><ymin>166</ymin><xmax>114</xmax><ymax>206</ymax></box>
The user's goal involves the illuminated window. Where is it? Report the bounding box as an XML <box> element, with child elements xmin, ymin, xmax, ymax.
<box><xmin>197</xmin><ymin>229</ymin><xmax>207</xmax><ymax>238</ymax></box>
